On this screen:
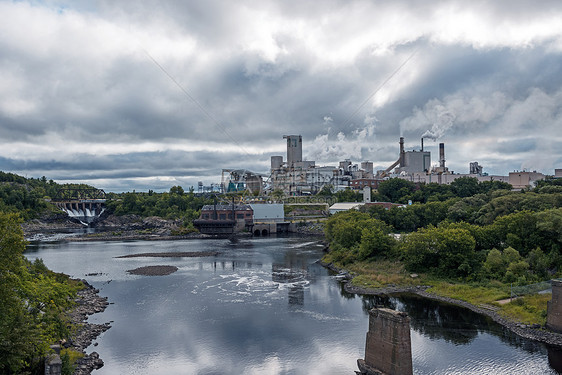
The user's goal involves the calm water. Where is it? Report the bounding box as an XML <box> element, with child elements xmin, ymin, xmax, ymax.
<box><xmin>25</xmin><ymin>236</ymin><xmax>562</xmax><ymax>375</ymax></box>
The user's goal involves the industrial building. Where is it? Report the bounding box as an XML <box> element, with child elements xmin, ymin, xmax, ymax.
<box><xmin>269</xmin><ymin>135</ymin><xmax>375</xmax><ymax>195</ymax></box>
<box><xmin>214</xmin><ymin>133</ymin><xmax>553</xmax><ymax>198</ymax></box>
<box><xmin>194</xmin><ymin>202</ymin><xmax>290</xmax><ymax>236</ymax></box>
<box><xmin>375</xmin><ymin>137</ymin><xmax>517</xmax><ymax>186</ymax></box>
<box><xmin>508</xmin><ymin>171</ymin><xmax>546</xmax><ymax>190</ymax></box>
<box><xmin>220</xmin><ymin>169</ymin><xmax>264</xmax><ymax>195</ymax></box>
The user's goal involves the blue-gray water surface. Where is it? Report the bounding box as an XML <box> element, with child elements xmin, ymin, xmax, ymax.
<box><xmin>25</xmin><ymin>236</ymin><xmax>562</xmax><ymax>374</ymax></box>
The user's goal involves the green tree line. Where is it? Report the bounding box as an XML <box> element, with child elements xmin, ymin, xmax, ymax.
<box><xmin>0</xmin><ymin>171</ymin><xmax>96</xmax><ymax>220</ymax></box>
<box><xmin>105</xmin><ymin>186</ymin><xmax>213</xmax><ymax>224</ymax></box>
<box><xmin>0</xmin><ymin>212</ymin><xmax>82</xmax><ymax>373</ymax></box>
<box><xmin>361</xmin><ymin>177</ymin><xmax>561</xmax><ymax>232</ymax></box>
<box><xmin>325</xmin><ymin>177</ymin><xmax>562</xmax><ymax>284</ymax></box>
<box><xmin>0</xmin><ymin>171</ymin><xmax>213</xmax><ymax>225</ymax></box>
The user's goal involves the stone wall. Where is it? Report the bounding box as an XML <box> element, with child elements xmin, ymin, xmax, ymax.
<box><xmin>547</xmin><ymin>280</ymin><xmax>562</xmax><ymax>333</ymax></box>
<box><xmin>358</xmin><ymin>308</ymin><xmax>413</xmax><ymax>375</ymax></box>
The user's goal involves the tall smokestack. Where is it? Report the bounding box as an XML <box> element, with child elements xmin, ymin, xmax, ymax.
<box><xmin>399</xmin><ymin>137</ymin><xmax>405</xmax><ymax>167</ymax></box>
<box><xmin>283</xmin><ymin>135</ymin><xmax>302</xmax><ymax>168</ymax></box>
<box><xmin>421</xmin><ymin>138</ymin><xmax>424</xmax><ymax>152</ymax></box>
<box><xmin>439</xmin><ymin>143</ymin><xmax>445</xmax><ymax>168</ymax></box>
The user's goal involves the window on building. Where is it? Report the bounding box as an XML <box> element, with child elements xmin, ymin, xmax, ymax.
<box><xmin>219</xmin><ymin>214</ymin><xmax>226</xmax><ymax>220</ymax></box>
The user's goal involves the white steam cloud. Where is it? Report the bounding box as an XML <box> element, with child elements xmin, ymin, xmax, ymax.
<box><xmin>306</xmin><ymin>115</ymin><xmax>377</xmax><ymax>164</ymax></box>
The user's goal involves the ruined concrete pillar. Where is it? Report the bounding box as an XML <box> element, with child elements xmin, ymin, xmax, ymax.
<box><xmin>45</xmin><ymin>345</ymin><xmax>62</xmax><ymax>375</ymax></box>
<box><xmin>358</xmin><ymin>308</ymin><xmax>413</xmax><ymax>375</ymax></box>
<box><xmin>547</xmin><ymin>280</ymin><xmax>562</xmax><ymax>333</ymax></box>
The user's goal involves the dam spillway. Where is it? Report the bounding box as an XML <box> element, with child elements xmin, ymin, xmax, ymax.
<box><xmin>56</xmin><ymin>200</ymin><xmax>106</xmax><ymax>223</ymax></box>
<box><xmin>52</xmin><ymin>188</ymin><xmax>107</xmax><ymax>224</ymax></box>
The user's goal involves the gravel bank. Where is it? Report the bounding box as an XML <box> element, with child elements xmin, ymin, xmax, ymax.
<box><xmin>116</xmin><ymin>251</ymin><xmax>219</xmax><ymax>258</ymax></box>
<box><xmin>126</xmin><ymin>265</ymin><xmax>179</xmax><ymax>276</ymax></box>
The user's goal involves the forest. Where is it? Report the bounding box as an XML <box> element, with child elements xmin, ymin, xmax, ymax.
<box><xmin>0</xmin><ymin>212</ymin><xmax>82</xmax><ymax>374</ymax></box>
<box><xmin>0</xmin><ymin>171</ymin><xmax>212</xmax><ymax>227</ymax></box>
<box><xmin>324</xmin><ymin>176</ymin><xmax>562</xmax><ymax>284</ymax></box>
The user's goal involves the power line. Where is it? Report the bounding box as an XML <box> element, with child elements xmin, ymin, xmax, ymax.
<box><xmin>341</xmin><ymin>49</ymin><xmax>418</xmax><ymax>128</ymax></box>
<box><xmin>139</xmin><ymin>46</ymin><xmax>251</xmax><ymax>155</ymax></box>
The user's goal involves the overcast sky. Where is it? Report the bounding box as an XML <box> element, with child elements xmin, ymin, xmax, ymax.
<box><xmin>1</xmin><ymin>1</ymin><xmax>561</xmax><ymax>192</ymax></box>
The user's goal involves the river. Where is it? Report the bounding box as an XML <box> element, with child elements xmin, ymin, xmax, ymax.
<box><xmin>25</xmin><ymin>235</ymin><xmax>561</xmax><ymax>374</ymax></box>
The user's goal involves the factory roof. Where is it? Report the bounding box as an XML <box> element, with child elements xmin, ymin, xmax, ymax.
<box><xmin>329</xmin><ymin>202</ymin><xmax>365</xmax><ymax>214</ymax></box>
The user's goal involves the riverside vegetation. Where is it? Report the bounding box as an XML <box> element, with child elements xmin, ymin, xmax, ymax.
<box><xmin>2</xmin><ymin>170</ymin><xmax>561</xmax><ymax>370</ymax></box>
<box><xmin>0</xmin><ymin>211</ymin><xmax>84</xmax><ymax>374</ymax></box>
<box><xmin>0</xmin><ymin>171</ymin><xmax>213</xmax><ymax>235</ymax></box>
<box><xmin>0</xmin><ymin>171</ymin><xmax>215</xmax><ymax>374</ymax></box>
<box><xmin>322</xmin><ymin>176</ymin><xmax>562</xmax><ymax>327</ymax></box>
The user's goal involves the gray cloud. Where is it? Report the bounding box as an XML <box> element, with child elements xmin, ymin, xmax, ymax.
<box><xmin>0</xmin><ymin>1</ymin><xmax>561</xmax><ymax>191</ymax></box>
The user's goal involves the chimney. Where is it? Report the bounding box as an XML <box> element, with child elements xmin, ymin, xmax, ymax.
<box><xmin>439</xmin><ymin>143</ymin><xmax>445</xmax><ymax>168</ymax></box>
<box><xmin>399</xmin><ymin>137</ymin><xmax>405</xmax><ymax>167</ymax></box>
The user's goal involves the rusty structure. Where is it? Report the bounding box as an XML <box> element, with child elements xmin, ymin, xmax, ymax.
<box><xmin>193</xmin><ymin>203</ymin><xmax>253</xmax><ymax>235</ymax></box>
<box><xmin>52</xmin><ymin>188</ymin><xmax>106</xmax><ymax>222</ymax></box>
<box><xmin>358</xmin><ymin>308</ymin><xmax>413</xmax><ymax>375</ymax></box>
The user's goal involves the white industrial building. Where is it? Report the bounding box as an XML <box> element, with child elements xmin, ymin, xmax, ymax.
<box><xmin>269</xmin><ymin>135</ymin><xmax>374</xmax><ymax>195</ymax></box>
<box><xmin>263</xmin><ymin>134</ymin><xmax>552</xmax><ymax>196</ymax></box>
<box><xmin>249</xmin><ymin>203</ymin><xmax>285</xmax><ymax>223</ymax></box>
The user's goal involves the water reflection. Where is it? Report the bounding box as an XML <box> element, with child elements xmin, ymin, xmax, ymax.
<box><xmin>24</xmin><ymin>237</ymin><xmax>561</xmax><ymax>375</ymax></box>
<box><xmin>549</xmin><ymin>346</ymin><xmax>562</xmax><ymax>373</ymax></box>
<box><xmin>357</xmin><ymin>293</ymin><xmax>562</xmax><ymax>374</ymax></box>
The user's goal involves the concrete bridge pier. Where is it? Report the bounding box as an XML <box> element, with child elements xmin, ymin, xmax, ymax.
<box><xmin>357</xmin><ymin>308</ymin><xmax>413</xmax><ymax>375</ymax></box>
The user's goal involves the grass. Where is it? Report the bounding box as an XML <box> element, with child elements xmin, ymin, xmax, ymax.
<box><xmin>426</xmin><ymin>281</ymin><xmax>550</xmax><ymax>325</ymax></box>
<box><xmin>326</xmin><ymin>256</ymin><xmax>551</xmax><ymax>326</ymax></box>
<box><xmin>345</xmin><ymin>260</ymin><xmax>420</xmax><ymax>288</ymax></box>
<box><xmin>499</xmin><ymin>293</ymin><xmax>551</xmax><ymax>326</ymax></box>
<box><xmin>60</xmin><ymin>348</ymin><xmax>84</xmax><ymax>375</ymax></box>
<box><xmin>427</xmin><ymin>281</ymin><xmax>509</xmax><ymax>305</ymax></box>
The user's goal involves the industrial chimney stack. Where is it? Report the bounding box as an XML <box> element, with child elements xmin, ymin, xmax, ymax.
<box><xmin>399</xmin><ymin>137</ymin><xmax>405</xmax><ymax>167</ymax></box>
<box><xmin>439</xmin><ymin>143</ymin><xmax>445</xmax><ymax>169</ymax></box>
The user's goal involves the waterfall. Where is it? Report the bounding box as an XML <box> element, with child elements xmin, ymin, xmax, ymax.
<box><xmin>59</xmin><ymin>203</ymin><xmax>105</xmax><ymax>225</ymax></box>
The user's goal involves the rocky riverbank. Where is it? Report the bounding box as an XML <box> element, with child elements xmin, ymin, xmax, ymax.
<box><xmin>23</xmin><ymin>212</ymin><xmax>212</xmax><ymax>242</ymax></box>
<box><xmin>22</xmin><ymin>212</ymin><xmax>85</xmax><ymax>234</ymax></box>
<box><xmin>65</xmin><ymin>280</ymin><xmax>111</xmax><ymax>375</ymax></box>
<box><xmin>320</xmin><ymin>260</ymin><xmax>562</xmax><ymax>348</ymax></box>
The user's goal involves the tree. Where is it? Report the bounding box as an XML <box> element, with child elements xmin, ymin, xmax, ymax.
<box><xmin>483</xmin><ymin>248</ymin><xmax>504</xmax><ymax>278</ymax></box>
<box><xmin>450</xmin><ymin>177</ymin><xmax>481</xmax><ymax>198</ymax></box>
<box><xmin>377</xmin><ymin>178</ymin><xmax>415</xmax><ymax>203</ymax></box>
<box><xmin>358</xmin><ymin>226</ymin><xmax>396</xmax><ymax>260</ymax></box>
<box><xmin>169</xmin><ymin>185</ymin><xmax>184</xmax><ymax>195</ymax></box>
<box><xmin>0</xmin><ymin>213</ymin><xmax>38</xmax><ymax>372</ymax></box>
<box><xmin>401</xmin><ymin>226</ymin><xmax>477</xmax><ymax>278</ymax></box>
<box><xmin>335</xmin><ymin>188</ymin><xmax>362</xmax><ymax>202</ymax></box>
<box><xmin>317</xmin><ymin>184</ymin><xmax>334</xmax><ymax>196</ymax></box>
<box><xmin>325</xmin><ymin>210</ymin><xmax>396</xmax><ymax>262</ymax></box>
<box><xmin>0</xmin><ymin>211</ymin><xmax>82</xmax><ymax>373</ymax></box>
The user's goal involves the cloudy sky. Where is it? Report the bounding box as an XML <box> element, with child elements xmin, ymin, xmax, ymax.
<box><xmin>1</xmin><ymin>0</ymin><xmax>561</xmax><ymax>192</ymax></box>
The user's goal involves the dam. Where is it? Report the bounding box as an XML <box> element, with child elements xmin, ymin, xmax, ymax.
<box><xmin>52</xmin><ymin>188</ymin><xmax>106</xmax><ymax>223</ymax></box>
